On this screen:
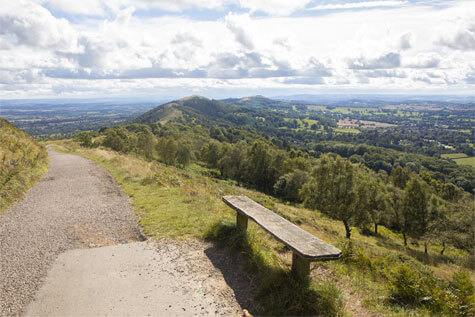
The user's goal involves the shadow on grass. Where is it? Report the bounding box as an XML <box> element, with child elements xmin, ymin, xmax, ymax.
<box><xmin>204</xmin><ymin>220</ymin><xmax>344</xmax><ymax>316</ymax></box>
<box><xmin>373</xmin><ymin>235</ymin><xmax>469</xmax><ymax>268</ymax></box>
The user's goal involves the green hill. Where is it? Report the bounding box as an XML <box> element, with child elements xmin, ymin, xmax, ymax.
<box><xmin>133</xmin><ymin>95</ymin><xmax>235</xmax><ymax>125</ymax></box>
<box><xmin>223</xmin><ymin>95</ymin><xmax>297</xmax><ymax>110</ymax></box>
<box><xmin>0</xmin><ymin>118</ymin><xmax>48</xmax><ymax>213</ymax></box>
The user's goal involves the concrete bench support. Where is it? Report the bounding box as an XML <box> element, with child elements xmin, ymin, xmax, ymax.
<box><xmin>222</xmin><ymin>195</ymin><xmax>341</xmax><ymax>281</ymax></box>
<box><xmin>236</xmin><ymin>212</ymin><xmax>248</xmax><ymax>231</ymax></box>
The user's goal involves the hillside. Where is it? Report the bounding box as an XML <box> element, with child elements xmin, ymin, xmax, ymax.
<box><xmin>59</xmin><ymin>103</ymin><xmax>474</xmax><ymax>316</ymax></box>
<box><xmin>222</xmin><ymin>95</ymin><xmax>298</xmax><ymax>110</ymax></box>
<box><xmin>50</xmin><ymin>135</ymin><xmax>474</xmax><ymax>316</ymax></box>
<box><xmin>0</xmin><ymin>118</ymin><xmax>48</xmax><ymax>213</ymax></box>
<box><xmin>133</xmin><ymin>95</ymin><xmax>235</xmax><ymax>125</ymax></box>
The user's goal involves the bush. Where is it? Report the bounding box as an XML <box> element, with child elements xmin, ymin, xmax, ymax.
<box><xmin>387</xmin><ymin>264</ymin><xmax>442</xmax><ymax>311</ymax></box>
<box><xmin>444</xmin><ymin>271</ymin><xmax>474</xmax><ymax>316</ymax></box>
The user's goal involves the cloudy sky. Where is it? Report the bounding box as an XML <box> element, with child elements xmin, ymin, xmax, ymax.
<box><xmin>0</xmin><ymin>0</ymin><xmax>474</xmax><ymax>99</ymax></box>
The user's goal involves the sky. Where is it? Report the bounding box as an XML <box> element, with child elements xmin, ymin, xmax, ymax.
<box><xmin>0</xmin><ymin>0</ymin><xmax>474</xmax><ymax>99</ymax></box>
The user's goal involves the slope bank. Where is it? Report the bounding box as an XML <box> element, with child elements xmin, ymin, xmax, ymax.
<box><xmin>0</xmin><ymin>118</ymin><xmax>48</xmax><ymax>214</ymax></box>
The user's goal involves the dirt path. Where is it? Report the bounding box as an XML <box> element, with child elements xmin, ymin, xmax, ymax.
<box><xmin>1</xmin><ymin>148</ymin><xmax>255</xmax><ymax>316</ymax></box>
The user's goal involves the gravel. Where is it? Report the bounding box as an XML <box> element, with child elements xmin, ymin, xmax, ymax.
<box><xmin>0</xmin><ymin>148</ymin><xmax>142</xmax><ymax>316</ymax></box>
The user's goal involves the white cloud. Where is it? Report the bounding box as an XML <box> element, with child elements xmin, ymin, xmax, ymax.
<box><xmin>348</xmin><ymin>52</ymin><xmax>401</xmax><ymax>69</ymax></box>
<box><xmin>404</xmin><ymin>53</ymin><xmax>440</xmax><ymax>68</ymax></box>
<box><xmin>437</xmin><ymin>23</ymin><xmax>475</xmax><ymax>51</ymax></box>
<box><xmin>309</xmin><ymin>1</ymin><xmax>408</xmax><ymax>11</ymax></box>
<box><xmin>225</xmin><ymin>13</ymin><xmax>254</xmax><ymax>50</ymax></box>
<box><xmin>0</xmin><ymin>1</ymin><xmax>79</xmax><ymax>52</ymax></box>
<box><xmin>1</xmin><ymin>0</ymin><xmax>474</xmax><ymax>98</ymax></box>
<box><xmin>238</xmin><ymin>0</ymin><xmax>310</xmax><ymax>15</ymax></box>
<box><xmin>36</xmin><ymin>0</ymin><xmax>105</xmax><ymax>16</ymax></box>
<box><xmin>35</xmin><ymin>0</ymin><xmax>229</xmax><ymax>15</ymax></box>
<box><xmin>399</xmin><ymin>32</ymin><xmax>413</xmax><ymax>50</ymax></box>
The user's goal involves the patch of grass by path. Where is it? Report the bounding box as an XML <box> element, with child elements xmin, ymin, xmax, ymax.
<box><xmin>0</xmin><ymin>119</ymin><xmax>48</xmax><ymax>214</ymax></box>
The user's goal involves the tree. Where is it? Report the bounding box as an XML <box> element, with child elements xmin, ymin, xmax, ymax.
<box><xmin>74</xmin><ymin>131</ymin><xmax>93</xmax><ymax>148</ymax></box>
<box><xmin>102</xmin><ymin>129</ymin><xmax>128</xmax><ymax>152</ymax></box>
<box><xmin>400</xmin><ymin>177</ymin><xmax>433</xmax><ymax>250</ymax></box>
<box><xmin>390</xmin><ymin>166</ymin><xmax>412</xmax><ymax>189</ymax></box>
<box><xmin>274</xmin><ymin>169</ymin><xmax>309</xmax><ymax>202</ymax></box>
<box><xmin>160</xmin><ymin>138</ymin><xmax>178</xmax><ymax>165</ymax></box>
<box><xmin>300</xmin><ymin>154</ymin><xmax>366</xmax><ymax>239</ymax></box>
<box><xmin>176</xmin><ymin>143</ymin><xmax>192</xmax><ymax>168</ymax></box>
<box><xmin>137</xmin><ymin>130</ymin><xmax>154</xmax><ymax>160</ymax></box>
<box><xmin>245</xmin><ymin>141</ymin><xmax>278</xmax><ymax>194</ymax></box>
<box><xmin>367</xmin><ymin>176</ymin><xmax>390</xmax><ymax>234</ymax></box>
<box><xmin>204</xmin><ymin>141</ymin><xmax>220</xmax><ymax>168</ymax></box>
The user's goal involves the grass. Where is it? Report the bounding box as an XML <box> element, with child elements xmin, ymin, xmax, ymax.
<box><xmin>48</xmin><ymin>140</ymin><xmax>474</xmax><ymax>316</ymax></box>
<box><xmin>0</xmin><ymin>119</ymin><xmax>49</xmax><ymax>214</ymax></box>
<box><xmin>441</xmin><ymin>153</ymin><xmax>475</xmax><ymax>167</ymax></box>
<box><xmin>441</xmin><ymin>153</ymin><xmax>468</xmax><ymax>159</ymax></box>
<box><xmin>334</xmin><ymin>128</ymin><xmax>361</xmax><ymax>134</ymax></box>
<box><xmin>453</xmin><ymin>156</ymin><xmax>475</xmax><ymax>167</ymax></box>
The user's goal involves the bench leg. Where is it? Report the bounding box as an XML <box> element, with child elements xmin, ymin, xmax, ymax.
<box><xmin>292</xmin><ymin>252</ymin><xmax>310</xmax><ymax>281</ymax></box>
<box><xmin>236</xmin><ymin>212</ymin><xmax>248</xmax><ymax>231</ymax></box>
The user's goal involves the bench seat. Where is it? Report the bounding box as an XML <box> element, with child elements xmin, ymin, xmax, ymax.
<box><xmin>222</xmin><ymin>195</ymin><xmax>341</xmax><ymax>279</ymax></box>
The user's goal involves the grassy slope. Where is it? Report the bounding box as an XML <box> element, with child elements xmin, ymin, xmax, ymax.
<box><xmin>49</xmin><ymin>140</ymin><xmax>473</xmax><ymax>316</ymax></box>
<box><xmin>0</xmin><ymin>119</ymin><xmax>48</xmax><ymax>214</ymax></box>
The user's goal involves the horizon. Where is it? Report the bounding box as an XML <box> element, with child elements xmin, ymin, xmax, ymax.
<box><xmin>1</xmin><ymin>0</ymin><xmax>474</xmax><ymax>99</ymax></box>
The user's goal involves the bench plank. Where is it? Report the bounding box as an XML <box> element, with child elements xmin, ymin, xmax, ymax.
<box><xmin>222</xmin><ymin>195</ymin><xmax>341</xmax><ymax>261</ymax></box>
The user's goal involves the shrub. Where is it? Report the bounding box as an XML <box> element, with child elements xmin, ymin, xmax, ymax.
<box><xmin>444</xmin><ymin>271</ymin><xmax>474</xmax><ymax>316</ymax></box>
<box><xmin>387</xmin><ymin>264</ymin><xmax>442</xmax><ymax>311</ymax></box>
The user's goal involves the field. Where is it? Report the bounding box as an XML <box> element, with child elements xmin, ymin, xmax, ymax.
<box><xmin>441</xmin><ymin>153</ymin><xmax>469</xmax><ymax>159</ymax></box>
<box><xmin>454</xmin><ymin>157</ymin><xmax>475</xmax><ymax>167</ymax></box>
<box><xmin>338</xmin><ymin>118</ymin><xmax>397</xmax><ymax>129</ymax></box>
<box><xmin>48</xmin><ymin>139</ymin><xmax>474</xmax><ymax>316</ymax></box>
<box><xmin>441</xmin><ymin>153</ymin><xmax>475</xmax><ymax>167</ymax></box>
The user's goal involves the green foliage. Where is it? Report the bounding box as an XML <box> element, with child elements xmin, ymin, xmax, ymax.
<box><xmin>300</xmin><ymin>154</ymin><xmax>367</xmax><ymax>238</ymax></box>
<box><xmin>136</xmin><ymin>130</ymin><xmax>154</xmax><ymax>160</ymax></box>
<box><xmin>158</xmin><ymin>138</ymin><xmax>178</xmax><ymax>165</ymax></box>
<box><xmin>73</xmin><ymin>131</ymin><xmax>96</xmax><ymax>148</ymax></box>
<box><xmin>390</xmin><ymin>166</ymin><xmax>412</xmax><ymax>189</ymax></box>
<box><xmin>400</xmin><ymin>177</ymin><xmax>435</xmax><ymax>246</ymax></box>
<box><xmin>387</xmin><ymin>264</ymin><xmax>441</xmax><ymax>309</ymax></box>
<box><xmin>444</xmin><ymin>271</ymin><xmax>475</xmax><ymax>316</ymax></box>
<box><xmin>273</xmin><ymin>170</ymin><xmax>309</xmax><ymax>202</ymax></box>
<box><xmin>176</xmin><ymin>143</ymin><xmax>192</xmax><ymax>168</ymax></box>
<box><xmin>102</xmin><ymin>127</ymin><xmax>130</xmax><ymax>152</ymax></box>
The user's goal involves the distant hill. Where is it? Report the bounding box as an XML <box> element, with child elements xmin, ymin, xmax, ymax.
<box><xmin>222</xmin><ymin>95</ymin><xmax>297</xmax><ymax>110</ymax></box>
<box><xmin>0</xmin><ymin>118</ymin><xmax>48</xmax><ymax>213</ymax></box>
<box><xmin>133</xmin><ymin>95</ymin><xmax>236</xmax><ymax>125</ymax></box>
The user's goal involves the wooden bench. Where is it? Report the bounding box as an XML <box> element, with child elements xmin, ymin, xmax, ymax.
<box><xmin>222</xmin><ymin>195</ymin><xmax>341</xmax><ymax>280</ymax></box>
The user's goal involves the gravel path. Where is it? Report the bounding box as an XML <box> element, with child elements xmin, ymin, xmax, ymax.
<box><xmin>0</xmin><ymin>148</ymin><xmax>143</xmax><ymax>316</ymax></box>
<box><xmin>1</xmin><ymin>148</ymin><xmax>257</xmax><ymax>316</ymax></box>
